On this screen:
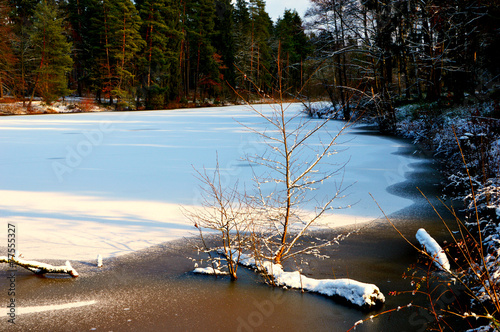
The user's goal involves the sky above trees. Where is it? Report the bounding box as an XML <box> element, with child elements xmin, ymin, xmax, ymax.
<box><xmin>266</xmin><ymin>0</ymin><xmax>309</xmax><ymax>21</ymax></box>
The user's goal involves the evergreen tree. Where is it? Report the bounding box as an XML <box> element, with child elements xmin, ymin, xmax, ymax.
<box><xmin>29</xmin><ymin>0</ymin><xmax>73</xmax><ymax>105</ymax></box>
<box><xmin>9</xmin><ymin>0</ymin><xmax>39</xmax><ymax>104</ymax></box>
<box><xmin>234</xmin><ymin>0</ymin><xmax>250</xmax><ymax>27</ymax></box>
<box><xmin>90</xmin><ymin>0</ymin><xmax>144</xmax><ymax>106</ymax></box>
<box><xmin>212</xmin><ymin>0</ymin><xmax>235</xmax><ymax>89</ymax></box>
<box><xmin>233</xmin><ymin>0</ymin><xmax>272</xmax><ymax>95</ymax></box>
<box><xmin>109</xmin><ymin>0</ymin><xmax>144</xmax><ymax>105</ymax></box>
<box><xmin>88</xmin><ymin>0</ymin><xmax>112</xmax><ymax>102</ymax></box>
<box><xmin>233</xmin><ymin>0</ymin><xmax>251</xmax><ymax>90</ymax></box>
<box><xmin>274</xmin><ymin>9</ymin><xmax>312</xmax><ymax>94</ymax></box>
<box><xmin>248</xmin><ymin>0</ymin><xmax>272</xmax><ymax>93</ymax></box>
<box><xmin>137</xmin><ymin>0</ymin><xmax>183</xmax><ymax>109</ymax></box>
<box><xmin>0</xmin><ymin>0</ymin><xmax>17</xmax><ymax>98</ymax></box>
<box><xmin>184</xmin><ymin>0</ymin><xmax>221</xmax><ymax>103</ymax></box>
<box><xmin>65</xmin><ymin>0</ymin><xmax>99</xmax><ymax>96</ymax></box>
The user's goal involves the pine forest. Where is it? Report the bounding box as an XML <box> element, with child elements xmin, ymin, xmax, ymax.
<box><xmin>0</xmin><ymin>0</ymin><xmax>498</xmax><ymax>128</ymax></box>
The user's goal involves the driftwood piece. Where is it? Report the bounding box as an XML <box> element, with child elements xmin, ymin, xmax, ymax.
<box><xmin>0</xmin><ymin>254</ymin><xmax>79</xmax><ymax>277</ymax></box>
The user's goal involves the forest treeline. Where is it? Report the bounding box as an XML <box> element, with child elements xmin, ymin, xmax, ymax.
<box><xmin>0</xmin><ymin>0</ymin><xmax>498</xmax><ymax>127</ymax></box>
<box><xmin>0</xmin><ymin>0</ymin><xmax>311</xmax><ymax>109</ymax></box>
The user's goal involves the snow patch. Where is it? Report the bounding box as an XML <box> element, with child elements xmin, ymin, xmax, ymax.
<box><xmin>0</xmin><ymin>190</ymin><xmax>194</xmax><ymax>260</ymax></box>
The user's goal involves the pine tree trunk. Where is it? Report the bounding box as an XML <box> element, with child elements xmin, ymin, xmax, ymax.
<box><xmin>103</xmin><ymin>2</ymin><xmax>112</xmax><ymax>105</ymax></box>
<box><xmin>118</xmin><ymin>15</ymin><xmax>127</xmax><ymax>94</ymax></box>
<box><xmin>250</xmin><ymin>22</ymin><xmax>254</xmax><ymax>93</ymax></box>
<box><xmin>21</xmin><ymin>28</ymin><xmax>26</xmax><ymax>108</ymax></box>
<box><xmin>28</xmin><ymin>28</ymin><xmax>46</xmax><ymax>111</ymax></box>
<box><xmin>147</xmin><ymin>9</ymin><xmax>154</xmax><ymax>88</ymax></box>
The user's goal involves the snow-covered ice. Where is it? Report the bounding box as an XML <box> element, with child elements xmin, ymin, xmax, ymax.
<box><xmin>0</xmin><ymin>103</ymin><xmax>414</xmax><ymax>260</ymax></box>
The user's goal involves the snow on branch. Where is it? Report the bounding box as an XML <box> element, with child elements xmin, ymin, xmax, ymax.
<box><xmin>0</xmin><ymin>254</ymin><xmax>79</xmax><ymax>277</ymax></box>
<box><xmin>416</xmin><ymin>228</ymin><xmax>451</xmax><ymax>272</ymax></box>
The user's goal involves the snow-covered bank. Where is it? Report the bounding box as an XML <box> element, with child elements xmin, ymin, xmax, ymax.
<box><xmin>395</xmin><ymin>102</ymin><xmax>500</xmax><ymax>330</ymax></box>
<box><xmin>0</xmin><ymin>98</ymin><xmax>107</xmax><ymax>115</ymax></box>
<box><xmin>0</xmin><ymin>104</ymin><xmax>416</xmax><ymax>260</ymax></box>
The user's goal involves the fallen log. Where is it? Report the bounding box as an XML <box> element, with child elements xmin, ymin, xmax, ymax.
<box><xmin>416</xmin><ymin>228</ymin><xmax>451</xmax><ymax>272</ymax></box>
<box><xmin>0</xmin><ymin>254</ymin><xmax>79</xmax><ymax>277</ymax></box>
<box><xmin>216</xmin><ymin>249</ymin><xmax>385</xmax><ymax>308</ymax></box>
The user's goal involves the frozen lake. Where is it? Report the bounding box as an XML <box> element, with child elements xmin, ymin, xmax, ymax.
<box><xmin>0</xmin><ymin>103</ymin><xmax>415</xmax><ymax>259</ymax></box>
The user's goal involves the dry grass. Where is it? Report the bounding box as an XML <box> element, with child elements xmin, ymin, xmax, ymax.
<box><xmin>78</xmin><ymin>98</ymin><xmax>97</xmax><ymax>112</ymax></box>
<box><xmin>0</xmin><ymin>102</ymin><xmax>26</xmax><ymax>115</ymax></box>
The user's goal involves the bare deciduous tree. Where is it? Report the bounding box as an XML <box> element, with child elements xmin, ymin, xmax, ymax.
<box><xmin>185</xmin><ymin>158</ymin><xmax>253</xmax><ymax>280</ymax></box>
<box><xmin>188</xmin><ymin>55</ymin><xmax>353</xmax><ymax>282</ymax></box>
<box><xmin>239</xmin><ymin>100</ymin><xmax>351</xmax><ymax>265</ymax></box>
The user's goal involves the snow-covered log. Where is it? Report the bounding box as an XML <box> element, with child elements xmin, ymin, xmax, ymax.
<box><xmin>261</xmin><ymin>261</ymin><xmax>385</xmax><ymax>307</ymax></box>
<box><xmin>193</xmin><ymin>266</ymin><xmax>228</xmax><ymax>275</ymax></box>
<box><xmin>416</xmin><ymin>228</ymin><xmax>451</xmax><ymax>272</ymax></box>
<box><xmin>0</xmin><ymin>255</ymin><xmax>79</xmax><ymax>277</ymax></box>
<box><xmin>235</xmin><ymin>252</ymin><xmax>384</xmax><ymax>308</ymax></box>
